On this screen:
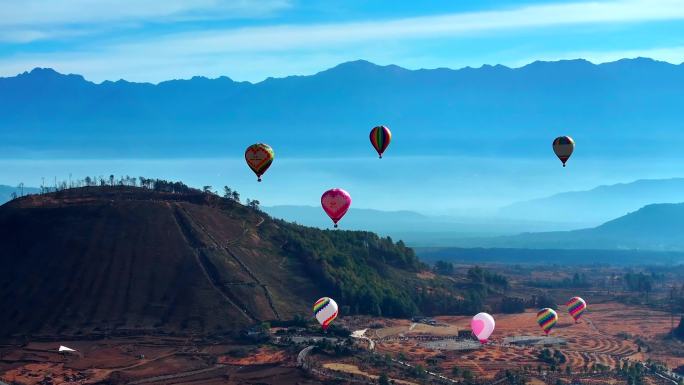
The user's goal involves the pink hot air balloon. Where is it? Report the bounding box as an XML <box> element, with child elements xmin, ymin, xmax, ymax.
<box><xmin>471</xmin><ymin>312</ymin><xmax>495</xmax><ymax>344</ymax></box>
<box><xmin>321</xmin><ymin>188</ymin><xmax>352</xmax><ymax>228</ymax></box>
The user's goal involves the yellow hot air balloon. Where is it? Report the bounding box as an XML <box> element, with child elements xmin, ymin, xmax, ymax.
<box><xmin>245</xmin><ymin>143</ymin><xmax>275</xmax><ymax>182</ymax></box>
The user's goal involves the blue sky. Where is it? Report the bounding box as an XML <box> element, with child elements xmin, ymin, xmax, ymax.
<box><xmin>1</xmin><ymin>0</ymin><xmax>684</xmax><ymax>82</ymax></box>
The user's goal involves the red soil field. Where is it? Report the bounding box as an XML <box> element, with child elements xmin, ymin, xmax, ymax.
<box><xmin>374</xmin><ymin>303</ymin><xmax>683</xmax><ymax>379</ymax></box>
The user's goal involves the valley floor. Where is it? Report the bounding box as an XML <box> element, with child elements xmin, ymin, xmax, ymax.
<box><xmin>1</xmin><ymin>303</ymin><xmax>682</xmax><ymax>385</ymax></box>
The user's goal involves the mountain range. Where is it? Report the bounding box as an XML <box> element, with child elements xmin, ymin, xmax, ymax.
<box><xmin>449</xmin><ymin>202</ymin><xmax>684</xmax><ymax>251</ymax></box>
<box><xmin>1</xmin><ymin>58</ymin><xmax>683</xmax><ymax>158</ymax></box>
<box><xmin>263</xmin><ymin>205</ymin><xmax>583</xmax><ymax>246</ymax></box>
<box><xmin>264</xmin><ymin>176</ymin><xmax>684</xmax><ymax>245</ymax></box>
<box><xmin>498</xmin><ymin>178</ymin><xmax>684</xmax><ymax>225</ymax></box>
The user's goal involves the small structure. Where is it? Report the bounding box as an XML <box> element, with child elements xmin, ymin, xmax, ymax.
<box><xmin>240</xmin><ymin>326</ymin><xmax>270</xmax><ymax>342</ymax></box>
<box><xmin>411</xmin><ymin>316</ymin><xmax>437</xmax><ymax>326</ymax></box>
<box><xmin>57</xmin><ymin>345</ymin><xmax>83</xmax><ymax>358</ymax></box>
<box><xmin>503</xmin><ymin>335</ymin><xmax>566</xmax><ymax>346</ymax></box>
<box><xmin>457</xmin><ymin>330</ymin><xmax>473</xmax><ymax>339</ymax></box>
<box><xmin>58</xmin><ymin>345</ymin><xmax>76</xmax><ymax>353</ymax></box>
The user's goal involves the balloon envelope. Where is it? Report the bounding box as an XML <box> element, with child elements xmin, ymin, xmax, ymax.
<box><xmin>245</xmin><ymin>143</ymin><xmax>275</xmax><ymax>181</ymax></box>
<box><xmin>552</xmin><ymin>136</ymin><xmax>575</xmax><ymax>167</ymax></box>
<box><xmin>471</xmin><ymin>312</ymin><xmax>495</xmax><ymax>343</ymax></box>
<box><xmin>313</xmin><ymin>297</ymin><xmax>338</xmax><ymax>330</ymax></box>
<box><xmin>566</xmin><ymin>296</ymin><xmax>587</xmax><ymax>322</ymax></box>
<box><xmin>536</xmin><ymin>308</ymin><xmax>558</xmax><ymax>335</ymax></box>
<box><xmin>370</xmin><ymin>125</ymin><xmax>392</xmax><ymax>158</ymax></box>
<box><xmin>321</xmin><ymin>188</ymin><xmax>352</xmax><ymax>228</ymax></box>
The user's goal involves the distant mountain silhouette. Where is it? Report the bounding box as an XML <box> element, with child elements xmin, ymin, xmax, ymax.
<box><xmin>264</xmin><ymin>205</ymin><xmax>582</xmax><ymax>246</ymax></box>
<box><xmin>499</xmin><ymin>178</ymin><xmax>684</xmax><ymax>224</ymax></box>
<box><xmin>0</xmin><ymin>185</ymin><xmax>39</xmax><ymax>204</ymax></box>
<box><xmin>416</xmin><ymin>247</ymin><xmax>684</xmax><ymax>266</ymax></box>
<box><xmin>1</xmin><ymin>58</ymin><xmax>683</xmax><ymax>158</ymax></box>
<box><xmin>454</xmin><ymin>202</ymin><xmax>684</xmax><ymax>250</ymax></box>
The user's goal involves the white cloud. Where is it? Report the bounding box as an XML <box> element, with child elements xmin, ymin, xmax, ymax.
<box><xmin>0</xmin><ymin>0</ymin><xmax>291</xmax><ymax>42</ymax></box>
<box><xmin>109</xmin><ymin>0</ymin><xmax>684</xmax><ymax>55</ymax></box>
<box><xmin>0</xmin><ymin>0</ymin><xmax>291</xmax><ymax>25</ymax></box>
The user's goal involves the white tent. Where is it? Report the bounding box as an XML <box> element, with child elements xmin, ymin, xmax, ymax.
<box><xmin>58</xmin><ymin>345</ymin><xmax>76</xmax><ymax>353</ymax></box>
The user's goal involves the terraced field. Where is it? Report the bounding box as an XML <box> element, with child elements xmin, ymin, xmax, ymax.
<box><xmin>374</xmin><ymin>303</ymin><xmax>681</xmax><ymax>379</ymax></box>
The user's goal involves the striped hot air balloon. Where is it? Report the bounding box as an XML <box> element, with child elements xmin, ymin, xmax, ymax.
<box><xmin>536</xmin><ymin>308</ymin><xmax>558</xmax><ymax>335</ymax></box>
<box><xmin>566</xmin><ymin>296</ymin><xmax>587</xmax><ymax>323</ymax></box>
<box><xmin>313</xmin><ymin>297</ymin><xmax>338</xmax><ymax>330</ymax></box>
<box><xmin>369</xmin><ymin>125</ymin><xmax>392</xmax><ymax>159</ymax></box>
<box><xmin>552</xmin><ymin>136</ymin><xmax>575</xmax><ymax>167</ymax></box>
<box><xmin>245</xmin><ymin>143</ymin><xmax>275</xmax><ymax>182</ymax></box>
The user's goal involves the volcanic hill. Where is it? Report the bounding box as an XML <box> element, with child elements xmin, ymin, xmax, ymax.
<box><xmin>0</xmin><ymin>186</ymin><xmax>443</xmax><ymax>339</ymax></box>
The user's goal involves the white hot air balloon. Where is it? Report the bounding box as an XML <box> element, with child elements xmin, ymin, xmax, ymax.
<box><xmin>471</xmin><ymin>312</ymin><xmax>495</xmax><ymax>344</ymax></box>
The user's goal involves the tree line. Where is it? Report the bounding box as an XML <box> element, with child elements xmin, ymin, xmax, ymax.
<box><xmin>6</xmin><ymin>175</ymin><xmax>266</xmax><ymax>211</ymax></box>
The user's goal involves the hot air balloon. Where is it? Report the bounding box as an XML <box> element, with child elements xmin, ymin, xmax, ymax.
<box><xmin>536</xmin><ymin>308</ymin><xmax>558</xmax><ymax>335</ymax></box>
<box><xmin>370</xmin><ymin>125</ymin><xmax>392</xmax><ymax>159</ymax></box>
<box><xmin>245</xmin><ymin>143</ymin><xmax>275</xmax><ymax>182</ymax></box>
<box><xmin>552</xmin><ymin>136</ymin><xmax>575</xmax><ymax>167</ymax></box>
<box><xmin>471</xmin><ymin>312</ymin><xmax>495</xmax><ymax>344</ymax></box>
<box><xmin>321</xmin><ymin>188</ymin><xmax>351</xmax><ymax>228</ymax></box>
<box><xmin>566</xmin><ymin>297</ymin><xmax>587</xmax><ymax>323</ymax></box>
<box><xmin>313</xmin><ymin>297</ymin><xmax>338</xmax><ymax>330</ymax></box>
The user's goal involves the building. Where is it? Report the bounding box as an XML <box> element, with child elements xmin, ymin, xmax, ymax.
<box><xmin>458</xmin><ymin>330</ymin><xmax>474</xmax><ymax>339</ymax></box>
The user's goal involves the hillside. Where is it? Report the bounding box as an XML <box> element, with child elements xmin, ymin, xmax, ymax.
<box><xmin>499</xmin><ymin>178</ymin><xmax>684</xmax><ymax>224</ymax></box>
<box><xmin>448</xmin><ymin>202</ymin><xmax>684</xmax><ymax>251</ymax></box>
<box><xmin>1</xmin><ymin>58</ymin><xmax>683</xmax><ymax>158</ymax></box>
<box><xmin>0</xmin><ymin>185</ymin><xmax>461</xmax><ymax>339</ymax></box>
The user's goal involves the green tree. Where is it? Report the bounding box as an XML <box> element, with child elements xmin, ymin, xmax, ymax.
<box><xmin>674</xmin><ymin>316</ymin><xmax>684</xmax><ymax>340</ymax></box>
<box><xmin>248</xmin><ymin>199</ymin><xmax>261</xmax><ymax>210</ymax></box>
<box><xmin>411</xmin><ymin>365</ymin><xmax>426</xmax><ymax>379</ymax></box>
<box><xmin>378</xmin><ymin>373</ymin><xmax>390</xmax><ymax>385</ymax></box>
<box><xmin>434</xmin><ymin>260</ymin><xmax>454</xmax><ymax>275</ymax></box>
